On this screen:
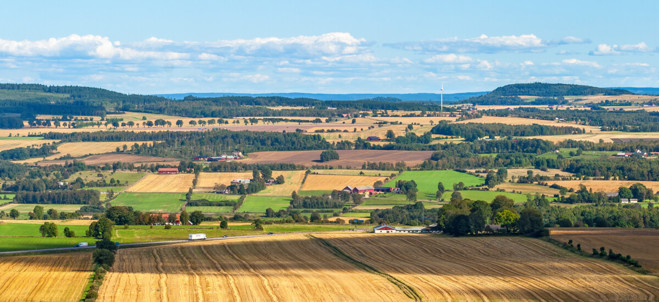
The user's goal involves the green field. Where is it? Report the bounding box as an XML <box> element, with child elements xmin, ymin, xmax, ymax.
<box><xmin>311</xmin><ymin>169</ymin><xmax>395</xmax><ymax>176</ymax></box>
<box><xmin>0</xmin><ymin>223</ymin><xmax>89</xmax><ymax>237</ymax></box>
<box><xmin>0</xmin><ymin>136</ymin><xmax>45</xmax><ymax>140</ymax></box>
<box><xmin>441</xmin><ymin>190</ymin><xmax>529</xmax><ymax>203</ymax></box>
<box><xmin>190</xmin><ymin>193</ymin><xmax>241</xmax><ymax>201</ymax></box>
<box><xmin>341</xmin><ymin>212</ymin><xmax>371</xmax><ymax>217</ymax></box>
<box><xmin>185</xmin><ymin>206</ymin><xmax>234</xmax><ymax>213</ymax></box>
<box><xmin>0</xmin><ymin>204</ymin><xmax>85</xmax><ymax>219</ymax></box>
<box><xmin>239</xmin><ymin>196</ymin><xmax>291</xmax><ymax>213</ymax></box>
<box><xmin>0</xmin><ymin>193</ymin><xmax>15</xmax><ymax>200</ymax></box>
<box><xmin>386</xmin><ymin>170</ymin><xmax>484</xmax><ymax>199</ymax></box>
<box><xmin>539</xmin><ymin>148</ymin><xmax>618</xmax><ymax>160</ymax></box>
<box><xmin>67</xmin><ymin>171</ymin><xmax>145</xmax><ymax>186</ymax></box>
<box><xmin>111</xmin><ymin>192</ymin><xmax>185</xmax><ymax>212</ymax></box>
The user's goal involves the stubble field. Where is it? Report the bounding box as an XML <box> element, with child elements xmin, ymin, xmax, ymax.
<box><xmin>301</xmin><ymin>174</ymin><xmax>387</xmax><ymax>191</ymax></box>
<box><xmin>242</xmin><ymin>150</ymin><xmax>433</xmax><ymax>168</ymax></box>
<box><xmin>551</xmin><ymin>228</ymin><xmax>659</xmax><ymax>273</ymax></box>
<box><xmin>549</xmin><ymin>180</ymin><xmax>659</xmax><ymax>193</ymax></box>
<box><xmin>127</xmin><ymin>173</ymin><xmax>194</xmax><ymax>193</ymax></box>
<box><xmin>196</xmin><ymin>172</ymin><xmax>253</xmax><ymax>190</ymax></box>
<box><xmin>0</xmin><ymin>252</ymin><xmax>92</xmax><ymax>302</ymax></box>
<box><xmin>96</xmin><ymin>233</ymin><xmax>659</xmax><ymax>301</ymax></box>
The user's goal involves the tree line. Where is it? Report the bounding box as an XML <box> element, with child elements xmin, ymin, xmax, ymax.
<box><xmin>431</xmin><ymin>121</ymin><xmax>584</xmax><ymax>141</ymax></box>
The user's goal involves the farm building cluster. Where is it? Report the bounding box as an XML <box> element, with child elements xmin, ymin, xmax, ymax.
<box><xmin>342</xmin><ymin>186</ymin><xmax>398</xmax><ymax>196</ymax></box>
<box><xmin>194</xmin><ymin>151</ymin><xmax>244</xmax><ymax>162</ymax></box>
<box><xmin>373</xmin><ymin>224</ymin><xmax>437</xmax><ymax>233</ymax></box>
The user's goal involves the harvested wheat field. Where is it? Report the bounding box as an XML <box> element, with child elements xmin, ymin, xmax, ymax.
<box><xmin>97</xmin><ymin>234</ymin><xmax>409</xmax><ymax>302</ymax></box>
<box><xmin>551</xmin><ymin>228</ymin><xmax>659</xmax><ymax>274</ymax></box>
<box><xmin>317</xmin><ymin>233</ymin><xmax>659</xmax><ymax>301</ymax></box>
<box><xmin>549</xmin><ymin>180</ymin><xmax>659</xmax><ymax>193</ymax></box>
<box><xmin>36</xmin><ymin>153</ymin><xmax>180</xmax><ymax>166</ymax></box>
<box><xmin>127</xmin><ymin>173</ymin><xmax>194</xmax><ymax>193</ymax></box>
<box><xmin>255</xmin><ymin>171</ymin><xmax>306</xmax><ymax>196</ymax></box>
<box><xmin>302</xmin><ymin>174</ymin><xmax>388</xmax><ymax>191</ymax></box>
<box><xmin>0</xmin><ymin>252</ymin><xmax>91</xmax><ymax>302</ymax></box>
<box><xmin>0</xmin><ymin>138</ymin><xmax>57</xmax><ymax>152</ymax></box>
<box><xmin>243</xmin><ymin>150</ymin><xmax>433</xmax><ymax>168</ymax></box>
<box><xmin>494</xmin><ymin>182</ymin><xmax>560</xmax><ymax>195</ymax></box>
<box><xmin>196</xmin><ymin>172</ymin><xmax>253</xmax><ymax>189</ymax></box>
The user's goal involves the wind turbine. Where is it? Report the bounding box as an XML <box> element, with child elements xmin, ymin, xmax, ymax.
<box><xmin>440</xmin><ymin>84</ymin><xmax>444</xmax><ymax>112</ymax></box>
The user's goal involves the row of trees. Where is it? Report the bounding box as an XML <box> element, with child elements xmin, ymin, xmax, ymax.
<box><xmin>431</xmin><ymin>121</ymin><xmax>584</xmax><ymax>141</ymax></box>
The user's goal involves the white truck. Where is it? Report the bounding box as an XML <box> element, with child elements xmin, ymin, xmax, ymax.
<box><xmin>188</xmin><ymin>233</ymin><xmax>207</xmax><ymax>240</ymax></box>
<box><xmin>75</xmin><ymin>242</ymin><xmax>89</xmax><ymax>247</ymax></box>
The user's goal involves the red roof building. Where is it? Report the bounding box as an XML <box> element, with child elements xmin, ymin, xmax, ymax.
<box><xmin>158</xmin><ymin>168</ymin><xmax>179</xmax><ymax>174</ymax></box>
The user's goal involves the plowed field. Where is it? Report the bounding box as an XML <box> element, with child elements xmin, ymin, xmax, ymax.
<box><xmin>0</xmin><ymin>252</ymin><xmax>91</xmax><ymax>302</ymax></box>
<box><xmin>127</xmin><ymin>173</ymin><xmax>194</xmax><ymax>193</ymax></box>
<box><xmin>551</xmin><ymin>228</ymin><xmax>659</xmax><ymax>273</ymax></box>
<box><xmin>97</xmin><ymin>233</ymin><xmax>659</xmax><ymax>301</ymax></box>
<box><xmin>302</xmin><ymin>174</ymin><xmax>387</xmax><ymax>191</ymax></box>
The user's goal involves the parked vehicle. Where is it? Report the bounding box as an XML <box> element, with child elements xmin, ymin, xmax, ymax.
<box><xmin>75</xmin><ymin>242</ymin><xmax>88</xmax><ymax>247</ymax></box>
<box><xmin>188</xmin><ymin>233</ymin><xmax>207</xmax><ymax>240</ymax></box>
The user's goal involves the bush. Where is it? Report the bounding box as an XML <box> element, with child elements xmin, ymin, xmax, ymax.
<box><xmin>164</xmin><ymin>224</ymin><xmax>172</xmax><ymax>229</ymax></box>
<box><xmin>93</xmin><ymin>249</ymin><xmax>115</xmax><ymax>267</ymax></box>
<box><xmin>95</xmin><ymin>239</ymin><xmax>118</xmax><ymax>253</ymax></box>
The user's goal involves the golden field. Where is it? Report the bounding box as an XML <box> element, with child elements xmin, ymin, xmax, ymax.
<box><xmin>301</xmin><ymin>174</ymin><xmax>388</xmax><ymax>191</ymax></box>
<box><xmin>196</xmin><ymin>172</ymin><xmax>253</xmax><ymax>190</ymax></box>
<box><xmin>549</xmin><ymin>180</ymin><xmax>659</xmax><ymax>193</ymax></box>
<box><xmin>127</xmin><ymin>173</ymin><xmax>194</xmax><ymax>193</ymax></box>
<box><xmin>0</xmin><ymin>252</ymin><xmax>92</xmax><ymax>302</ymax></box>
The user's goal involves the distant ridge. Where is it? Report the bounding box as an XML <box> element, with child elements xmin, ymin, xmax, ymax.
<box><xmin>155</xmin><ymin>92</ymin><xmax>487</xmax><ymax>102</ymax></box>
<box><xmin>609</xmin><ymin>87</ymin><xmax>659</xmax><ymax>96</ymax></box>
<box><xmin>462</xmin><ymin>83</ymin><xmax>635</xmax><ymax>106</ymax></box>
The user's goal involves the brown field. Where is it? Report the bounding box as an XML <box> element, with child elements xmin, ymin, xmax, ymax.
<box><xmin>0</xmin><ymin>138</ymin><xmax>57</xmax><ymax>152</ymax></box>
<box><xmin>455</xmin><ymin>115</ymin><xmax>601</xmax><ymax>132</ymax></box>
<box><xmin>127</xmin><ymin>173</ymin><xmax>195</xmax><ymax>193</ymax></box>
<box><xmin>34</xmin><ymin>153</ymin><xmax>180</xmax><ymax>166</ymax></box>
<box><xmin>98</xmin><ymin>233</ymin><xmax>659</xmax><ymax>301</ymax></box>
<box><xmin>528</xmin><ymin>132</ymin><xmax>659</xmax><ymax>143</ymax></box>
<box><xmin>0</xmin><ymin>252</ymin><xmax>92</xmax><ymax>301</ymax></box>
<box><xmin>302</xmin><ymin>174</ymin><xmax>388</xmax><ymax>191</ymax></box>
<box><xmin>254</xmin><ymin>171</ymin><xmax>306</xmax><ymax>196</ymax></box>
<box><xmin>318</xmin><ymin>233</ymin><xmax>659</xmax><ymax>301</ymax></box>
<box><xmin>551</xmin><ymin>228</ymin><xmax>659</xmax><ymax>273</ymax></box>
<box><xmin>312</xmin><ymin>169</ymin><xmax>396</xmax><ymax>177</ymax></box>
<box><xmin>549</xmin><ymin>180</ymin><xmax>659</xmax><ymax>193</ymax></box>
<box><xmin>494</xmin><ymin>182</ymin><xmax>560</xmax><ymax>195</ymax></box>
<box><xmin>243</xmin><ymin>150</ymin><xmax>433</xmax><ymax>168</ymax></box>
<box><xmin>196</xmin><ymin>172</ymin><xmax>253</xmax><ymax>190</ymax></box>
<box><xmin>97</xmin><ymin>234</ymin><xmax>410</xmax><ymax>301</ymax></box>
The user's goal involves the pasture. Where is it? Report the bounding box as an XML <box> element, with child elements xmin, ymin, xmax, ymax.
<box><xmin>0</xmin><ymin>252</ymin><xmax>92</xmax><ymax>301</ymax></box>
<box><xmin>65</xmin><ymin>170</ymin><xmax>145</xmax><ymax>186</ymax></box>
<box><xmin>96</xmin><ymin>233</ymin><xmax>659</xmax><ymax>301</ymax></box>
<box><xmin>0</xmin><ymin>203</ymin><xmax>84</xmax><ymax>219</ymax></box>
<box><xmin>127</xmin><ymin>173</ymin><xmax>194</xmax><ymax>193</ymax></box>
<box><xmin>386</xmin><ymin>170</ymin><xmax>484</xmax><ymax>199</ymax></box>
<box><xmin>238</xmin><ymin>196</ymin><xmax>290</xmax><ymax>213</ymax></box>
<box><xmin>111</xmin><ymin>192</ymin><xmax>186</xmax><ymax>212</ymax></box>
<box><xmin>551</xmin><ymin>228</ymin><xmax>659</xmax><ymax>273</ymax></box>
<box><xmin>302</xmin><ymin>174</ymin><xmax>387</xmax><ymax>191</ymax></box>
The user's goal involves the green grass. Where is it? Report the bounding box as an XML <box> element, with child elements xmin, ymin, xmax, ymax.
<box><xmin>0</xmin><ymin>204</ymin><xmax>85</xmax><ymax>219</ymax></box>
<box><xmin>539</xmin><ymin>148</ymin><xmax>618</xmax><ymax>160</ymax></box>
<box><xmin>386</xmin><ymin>170</ymin><xmax>484</xmax><ymax>199</ymax></box>
<box><xmin>341</xmin><ymin>212</ymin><xmax>371</xmax><ymax>217</ymax></box>
<box><xmin>0</xmin><ymin>223</ymin><xmax>89</xmax><ymax>237</ymax></box>
<box><xmin>66</xmin><ymin>171</ymin><xmax>145</xmax><ymax>186</ymax></box>
<box><xmin>190</xmin><ymin>193</ymin><xmax>241</xmax><ymax>201</ymax></box>
<box><xmin>0</xmin><ymin>136</ymin><xmax>44</xmax><ymax>140</ymax></box>
<box><xmin>298</xmin><ymin>190</ymin><xmax>332</xmax><ymax>196</ymax></box>
<box><xmin>111</xmin><ymin>192</ymin><xmax>186</xmax><ymax>213</ymax></box>
<box><xmin>239</xmin><ymin>196</ymin><xmax>291</xmax><ymax>213</ymax></box>
<box><xmin>186</xmin><ymin>206</ymin><xmax>234</xmax><ymax>213</ymax></box>
<box><xmin>83</xmin><ymin>186</ymin><xmax>125</xmax><ymax>193</ymax></box>
<box><xmin>442</xmin><ymin>190</ymin><xmax>529</xmax><ymax>203</ymax></box>
<box><xmin>0</xmin><ymin>193</ymin><xmax>15</xmax><ymax>200</ymax></box>
<box><xmin>0</xmin><ymin>237</ymin><xmax>86</xmax><ymax>252</ymax></box>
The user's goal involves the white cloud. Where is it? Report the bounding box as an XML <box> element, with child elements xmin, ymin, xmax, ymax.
<box><xmin>562</xmin><ymin>58</ymin><xmax>601</xmax><ymax>68</ymax></box>
<box><xmin>197</xmin><ymin>53</ymin><xmax>225</xmax><ymax>61</ymax></box>
<box><xmin>424</xmin><ymin>54</ymin><xmax>473</xmax><ymax>63</ymax></box>
<box><xmin>590</xmin><ymin>42</ymin><xmax>653</xmax><ymax>55</ymax></box>
<box><xmin>277</xmin><ymin>67</ymin><xmax>301</xmax><ymax>73</ymax></box>
<box><xmin>388</xmin><ymin>34</ymin><xmax>561</xmax><ymax>53</ymax></box>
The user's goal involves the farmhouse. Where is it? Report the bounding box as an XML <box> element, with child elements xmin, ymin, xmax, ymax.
<box><xmin>373</xmin><ymin>224</ymin><xmax>427</xmax><ymax>233</ymax></box>
<box><xmin>157</xmin><ymin>168</ymin><xmax>179</xmax><ymax>174</ymax></box>
<box><xmin>231</xmin><ymin>179</ymin><xmax>251</xmax><ymax>185</ymax></box>
<box><xmin>343</xmin><ymin>186</ymin><xmax>375</xmax><ymax>194</ymax></box>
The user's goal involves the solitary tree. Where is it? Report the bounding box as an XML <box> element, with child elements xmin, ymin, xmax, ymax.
<box><xmin>436</xmin><ymin>182</ymin><xmax>445</xmax><ymax>200</ymax></box>
<box><xmin>9</xmin><ymin>209</ymin><xmax>19</xmax><ymax>219</ymax></box>
<box><xmin>176</xmin><ymin>120</ymin><xmax>183</xmax><ymax>127</ymax></box>
<box><xmin>319</xmin><ymin>150</ymin><xmax>339</xmax><ymax>162</ymax></box>
<box><xmin>385</xmin><ymin>130</ymin><xmax>395</xmax><ymax>140</ymax></box>
<box><xmin>180</xmin><ymin>210</ymin><xmax>190</xmax><ymax>225</ymax></box>
<box><xmin>220</xmin><ymin>220</ymin><xmax>228</xmax><ymax>229</ymax></box>
<box><xmin>190</xmin><ymin>211</ymin><xmax>204</xmax><ymax>225</ymax></box>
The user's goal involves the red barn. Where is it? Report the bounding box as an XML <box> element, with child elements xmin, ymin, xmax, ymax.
<box><xmin>366</xmin><ymin>136</ymin><xmax>381</xmax><ymax>141</ymax></box>
<box><xmin>158</xmin><ymin>168</ymin><xmax>179</xmax><ymax>174</ymax></box>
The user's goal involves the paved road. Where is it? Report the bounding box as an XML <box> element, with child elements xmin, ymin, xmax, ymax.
<box><xmin>0</xmin><ymin>229</ymin><xmax>368</xmax><ymax>255</ymax></box>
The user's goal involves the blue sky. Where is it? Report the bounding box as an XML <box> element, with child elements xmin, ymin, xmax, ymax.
<box><xmin>0</xmin><ymin>0</ymin><xmax>657</xmax><ymax>94</ymax></box>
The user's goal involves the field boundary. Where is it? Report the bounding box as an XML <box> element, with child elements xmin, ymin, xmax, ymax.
<box><xmin>309</xmin><ymin>235</ymin><xmax>422</xmax><ymax>301</ymax></box>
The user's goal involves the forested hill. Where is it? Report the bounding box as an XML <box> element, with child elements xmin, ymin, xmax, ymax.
<box><xmin>489</xmin><ymin>83</ymin><xmax>631</xmax><ymax>97</ymax></box>
<box><xmin>462</xmin><ymin>83</ymin><xmax>633</xmax><ymax>105</ymax></box>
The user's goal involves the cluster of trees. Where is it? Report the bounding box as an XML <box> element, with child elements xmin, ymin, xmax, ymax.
<box><xmin>186</xmin><ymin>200</ymin><xmax>236</xmax><ymax>207</ymax></box>
<box><xmin>0</xmin><ymin>116</ymin><xmax>23</xmax><ymax>129</ymax></box>
<box><xmin>371</xmin><ymin>202</ymin><xmax>437</xmax><ymax>226</ymax></box>
<box><xmin>394</xmin><ymin>180</ymin><xmax>419</xmax><ymax>202</ymax></box>
<box><xmin>39</xmin><ymin>222</ymin><xmax>58</xmax><ymax>237</ymax></box>
<box><xmin>319</xmin><ymin>150</ymin><xmax>339</xmax><ymax>162</ymax></box>
<box><xmin>290</xmin><ymin>191</ymin><xmax>348</xmax><ymax>209</ymax></box>
<box><xmin>14</xmin><ymin>190</ymin><xmax>100</xmax><ymax>204</ymax></box>
<box><xmin>0</xmin><ymin>144</ymin><xmax>57</xmax><ymax>160</ymax></box>
<box><xmin>485</xmin><ymin>169</ymin><xmax>508</xmax><ymax>188</ymax></box>
<box><xmin>431</xmin><ymin>122</ymin><xmax>584</xmax><ymax>141</ymax></box>
<box><xmin>102</xmin><ymin>206</ymin><xmax>205</xmax><ymax>226</ymax></box>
